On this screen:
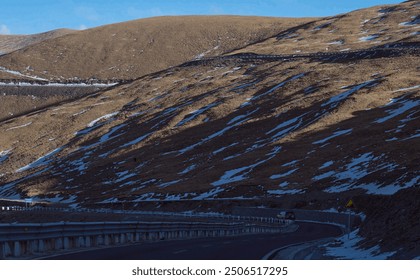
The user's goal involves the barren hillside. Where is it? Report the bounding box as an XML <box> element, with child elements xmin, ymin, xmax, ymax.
<box><xmin>0</xmin><ymin>29</ymin><xmax>74</xmax><ymax>55</ymax></box>
<box><xmin>0</xmin><ymin>1</ymin><xmax>419</xmax><ymax>258</ymax></box>
<box><xmin>0</xmin><ymin>16</ymin><xmax>312</xmax><ymax>81</ymax></box>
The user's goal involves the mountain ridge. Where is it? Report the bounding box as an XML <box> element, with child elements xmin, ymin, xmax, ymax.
<box><xmin>0</xmin><ymin>1</ymin><xmax>419</xmax><ymax>258</ymax></box>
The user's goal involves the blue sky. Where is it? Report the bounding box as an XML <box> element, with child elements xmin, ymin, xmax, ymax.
<box><xmin>1</xmin><ymin>0</ymin><xmax>403</xmax><ymax>35</ymax></box>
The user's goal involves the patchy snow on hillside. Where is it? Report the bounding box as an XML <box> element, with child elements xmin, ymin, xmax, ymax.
<box><xmin>0</xmin><ymin>149</ymin><xmax>11</xmax><ymax>164</ymax></box>
<box><xmin>0</xmin><ymin>66</ymin><xmax>48</xmax><ymax>81</ymax></box>
<box><xmin>266</xmin><ymin>113</ymin><xmax>307</xmax><ymax>140</ymax></box>
<box><xmin>267</xmin><ymin>189</ymin><xmax>302</xmax><ymax>195</ymax></box>
<box><xmin>120</xmin><ymin>132</ymin><xmax>153</xmax><ymax>148</ymax></box>
<box><xmin>0</xmin><ymin>169</ymin><xmax>47</xmax><ymax>199</ymax></box>
<box><xmin>176</xmin><ymin>102</ymin><xmax>219</xmax><ymax>127</ymax></box>
<box><xmin>98</xmin><ymin>123</ymin><xmax>127</xmax><ymax>143</ymax></box>
<box><xmin>212</xmin><ymin>146</ymin><xmax>282</xmax><ymax>186</ymax></box>
<box><xmin>270</xmin><ymin>168</ymin><xmax>299</xmax><ymax>179</ymax></box>
<box><xmin>393</xmin><ymin>85</ymin><xmax>420</xmax><ymax>93</ymax></box>
<box><xmin>211</xmin><ymin>165</ymin><xmax>252</xmax><ymax>186</ymax></box>
<box><xmin>323</xmin><ymin>229</ymin><xmax>396</xmax><ymax>259</ymax></box>
<box><xmin>251</xmin><ymin>73</ymin><xmax>305</xmax><ymax>101</ymax></box>
<box><xmin>359</xmin><ymin>34</ymin><xmax>380</xmax><ymax>41</ymax></box>
<box><xmin>87</xmin><ymin>112</ymin><xmax>119</xmax><ymax>127</ymax></box>
<box><xmin>375</xmin><ymin>96</ymin><xmax>419</xmax><ymax>124</ymax></box>
<box><xmin>6</xmin><ymin>122</ymin><xmax>32</xmax><ymax>131</ymax></box>
<box><xmin>314</xmin><ymin>171</ymin><xmax>336</xmax><ymax>181</ymax></box>
<box><xmin>311</xmin><ymin>151</ymin><xmax>414</xmax><ymax>195</ymax></box>
<box><xmin>164</xmin><ymin>193</ymin><xmax>192</xmax><ymax>201</ymax></box>
<box><xmin>320</xmin><ymin>160</ymin><xmax>334</xmax><ymax>169</ymax></box>
<box><xmin>323</xmin><ymin>79</ymin><xmax>379</xmax><ymax>107</ymax></box>
<box><xmin>313</xmin><ymin>129</ymin><xmax>353</xmax><ymax>145</ymax></box>
<box><xmin>178</xmin><ymin>164</ymin><xmax>197</xmax><ymax>175</ymax></box>
<box><xmin>40</xmin><ymin>194</ymin><xmax>78</xmax><ymax>204</ymax></box>
<box><xmin>178</xmin><ymin>109</ymin><xmax>255</xmax><ymax>154</ymax></box>
<box><xmin>159</xmin><ymin>179</ymin><xmax>182</xmax><ymax>188</ymax></box>
<box><xmin>192</xmin><ymin>187</ymin><xmax>224</xmax><ymax>200</ymax></box>
<box><xmin>327</xmin><ymin>40</ymin><xmax>344</xmax><ymax>45</ymax></box>
<box><xmin>16</xmin><ymin>147</ymin><xmax>64</xmax><ymax>172</ymax></box>
<box><xmin>212</xmin><ymin>142</ymin><xmax>239</xmax><ymax>155</ymax></box>
<box><xmin>399</xmin><ymin>15</ymin><xmax>420</xmax><ymax>26</ymax></box>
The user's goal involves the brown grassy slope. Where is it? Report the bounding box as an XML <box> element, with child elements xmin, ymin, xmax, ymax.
<box><xmin>0</xmin><ymin>16</ymin><xmax>313</xmax><ymax>80</ymax></box>
<box><xmin>1</xmin><ymin>52</ymin><xmax>418</xmax><ymax>199</ymax></box>
<box><xmin>0</xmin><ymin>2</ymin><xmax>418</xmax><ymax>257</ymax></box>
<box><xmin>0</xmin><ymin>29</ymin><xmax>75</xmax><ymax>55</ymax></box>
<box><xmin>0</xmin><ymin>86</ymin><xmax>104</xmax><ymax>121</ymax></box>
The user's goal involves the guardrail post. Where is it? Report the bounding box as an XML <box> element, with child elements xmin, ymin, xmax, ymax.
<box><xmin>114</xmin><ymin>234</ymin><xmax>120</xmax><ymax>244</ymax></box>
<box><xmin>63</xmin><ymin>237</ymin><xmax>70</xmax><ymax>249</ymax></box>
<box><xmin>13</xmin><ymin>241</ymin><xmax>21</xmax><ymax>257</ymax></box>
<box><xmin>38</xmin><ymin>240</ymin><xmax>45</xmax><ymax>253</ymax></box>
<box><xmin>55</xmin><ymin>238</ymin><xmax>63</xmax><ymax>250</ymax></box>
<box><xmin>77</xmin><ymin>236</ymin><xmax>84</xmax><ymax>248</ymax></box>
<box><xmin>27</xmin><ymin>240</ymin><xmax>36</xmax><ymax>255</ymax></box>
<box><xmin>104</xmin><ymin>235</ymin><xmax>110</xmax><ymax>246</ymax></box>
<box><xmin>85</xmin><ymin>236</ymin><xmax>91</xmax><ymax>247</ymax></box>
<box><xmin>94</xmin><ymin>235</ymin><xmax>101</xmax><ymax>246</ymax></box>
<box><xmin>0</xmin><ymin>242</ymin><xmax>5</xmax><ymax>259</ymax></box>
<box><xmin>120</xmin><ymin>234</ymin><xmax>126</xmax><ymax>244</ymax></box>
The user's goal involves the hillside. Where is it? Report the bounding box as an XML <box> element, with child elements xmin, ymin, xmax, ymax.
<box><xmin>0</xmin><ymin>1</ymin><xmax>419</xmax><ymax>258</ymax></box>
<box><xmin>0</xmin><ymin>16</ymin><xmax>312</xmax><ymax>81</ymax></box>
<box><xmin>0</xmin><ymin>29</ymin><xmax>74</xmax><ymax>56</ymax></box>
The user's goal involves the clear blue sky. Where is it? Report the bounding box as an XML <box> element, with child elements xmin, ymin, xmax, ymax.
<box><xmin>1</xmin><ymin>0</ymin><xmax>403</xmax><ymax>35</ymax></box>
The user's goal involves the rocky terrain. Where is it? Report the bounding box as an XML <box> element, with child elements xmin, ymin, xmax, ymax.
<box><xmin>0</xmin><ymin>1</ymin><xmax>419</xmax><ymax>258</ymax></box>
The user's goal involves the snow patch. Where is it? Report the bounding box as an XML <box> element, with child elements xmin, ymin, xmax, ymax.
<box><xmin>193</xmin><ymin>187</ymin><xmax>224</xmax><ymax>200</ymax></box>
<box><xmin>323</xmin><ymin>79</ymin><xmax>379</xmax><ymax>107</ymax></box>
<box><xmin>0</xmin><ymin>149</ymin><xmax>12</xmax><ymax>164</ymax></box>
<box><xmin>159</xmin><ymin>180</ymin><xmax>181</xmax><ymax>188</ymax></box>
<box><xmin>267</xmin><ymin>189</ymin><xmax>302</xmax><ymax>195</ymax></box>
<box><xmin>323</xmin><ymin>229</ymin><xmax>397</xmax><ymax>260</ymax></box>
<box><xmin>87</xmin><ymin>112</ymin><xmax>119</xmax><ymax>127</ymax></box>
<box><xmin>16</xmin><ymin>147</ymin><xmax>63</xmax><ymax>172</ymax></box>
<box><xmin>270</xmin><ymin>168</ymin><xmax>299</xmax><ymax>179</ymax></box>
<box><xmin>176</xmin><ymin>102</ymin><xmax>219</xmax><ymax>127</ymax></box>
<box><xmin>320</xmin><ymin>160</ymin><xmax>334</xmax><ymax>169</ymax></box>
<box><xmin>251</xmin><ymin>73</ymin><xmax>305</xmax><ymax>101</ymax></box>
<box><xmin>213</xmin><ymin>142</ymin><xmax>238</xmax><ymax>155</ymax></box>
<box><xmin>121</xmin><ymin>132</ymin><xmax>153</xmax><ymax>148</ymax></box>
<box><xmin>313</xmin><ymin>129</ymin><xmax>353</xmax><ymax>145</ymax></box>
<box><xmin>375</xmin><ymin>96</ymin><xmax>419</xmax><ymax>124</ymax></box>
<box><xmin>6</xmin><ymin>122</ymin><xmax>32</xmax><ymax>131</ymax></box>
<box><xmin>0</xmin><ymin>66</ymin><xmax>48</xmax><ymax>81</ymax></box>
<box><xmin>359</xmin><ymin>34</ymin><xmax>379</xmax><ymax>41</ymax></box>
<box><xmin>179</xmin><ymin>164</ymin><xmax>197</xmax><ymax>175</ymax></box>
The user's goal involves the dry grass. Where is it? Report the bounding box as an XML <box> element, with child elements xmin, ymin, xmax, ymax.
<box><xmin>0</xmin><ymin>16</ymin><xmax>312</xmax><ymax>80</ymax></box>
<box><xmin>0</xmin><ymin>1</ymin><xmax>418</xmax><ymax>257</ymax></box>
<box><xmin>0</xmin><ymin>29</ymin><xmax>74</xmax><ymax>55</ymax></box>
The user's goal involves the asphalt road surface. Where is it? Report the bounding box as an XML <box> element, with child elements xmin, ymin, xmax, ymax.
<box><xmin>44</xmin><ymin>222</ymin><xmax>342</xmax><ymax>260</ymax></box>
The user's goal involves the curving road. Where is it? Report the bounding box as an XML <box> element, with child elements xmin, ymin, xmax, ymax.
<box><xmin>182</xmin><ymin>42</ymin><xmax>420</xmax><ymax>67</ymax></box>
<box><xmin>43</xmin><ymin>222</ymin><xmax>342</xmax><ymax>260</ymax></box>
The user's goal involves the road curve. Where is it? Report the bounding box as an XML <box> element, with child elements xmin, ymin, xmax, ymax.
<box><xmin>43</xmin><ymin>222</ymin><xmax>342</xmax><ymax>260</ymax></box>
<box><xmin>182</xmin><ymin>42</ymin><xmax>420</xmax><ymax>67</ymax></box>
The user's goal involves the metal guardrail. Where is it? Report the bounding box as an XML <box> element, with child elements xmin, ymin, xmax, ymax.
<box><xmin>0</xmin><ymin>204</ymin><xmax>288</xmax><ymax>223</ymax></box>
<box><xmin>0</xmin><ymin>209</ymin><xmax>291</xmax><ymax>259</ymax></box>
